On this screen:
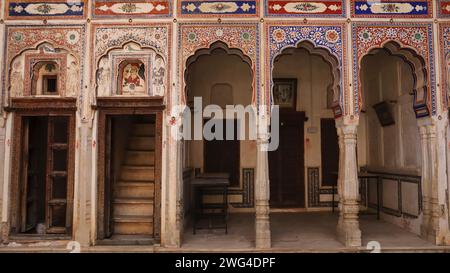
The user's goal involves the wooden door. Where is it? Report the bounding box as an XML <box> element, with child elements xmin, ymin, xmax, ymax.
<box><xmin>269</xmin><ymin>111</ymin><xmax>305</xmax><ymax>207</ymax></box>
<box><xmin>45</xmin><ymin>116</ymin><xmax>72</xmax><ymax>234</ymax></box>
<box><xmin>320</xmin><ymin>119</ymin><xmax>339</xmax><ymax>187</ymax></box>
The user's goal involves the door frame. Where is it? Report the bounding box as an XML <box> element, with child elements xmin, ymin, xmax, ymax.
<box><xmin>7</xmin><ymin>97</ymin><xmax>76</xmax><ymax>238</ymax></box>
<box><xmin>95</xmin><ymin>97</ymin><xmax>164</xmax><ymax>243</ymax></box>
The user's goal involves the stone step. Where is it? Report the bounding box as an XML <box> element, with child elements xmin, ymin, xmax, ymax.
<box><xmin>113</xmin><ymin>198</ymin><xmax>154</xmax><ymax>217</ymax></box>
<box><xmin>113</xmin><ymin>216</ymin><xmax>153</xmax><ymax>235</ymax></box>
<box><xmin>132</xmin><ymin>123</ymin><xmax>155</xmax><ymax>137</ymax></box>
<box><xmin>124</xmin><ymin>151</ymin><xmax>155</xmax><ymax>166</ymax></box>
<box><xmin>114</xmin><ymin>181</ymin><xmax>155</xmax><ymax>199</ymax></box>
<box><xmin>120</xmin><ymin>166</ymin><xmax>155</xmax><ymax>181</ymax></box>
<box><xmin>128</xmin><ymin>137</ymin><xmax>155</xmax><ymax>151</ymax></box>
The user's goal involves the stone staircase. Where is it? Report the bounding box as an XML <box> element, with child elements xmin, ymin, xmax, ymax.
<box><xmin>112</xmin><ymin>122</ymin><xmax>155</xmax><ymax>236</ymax></box>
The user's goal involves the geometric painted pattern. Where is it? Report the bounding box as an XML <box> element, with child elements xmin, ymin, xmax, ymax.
<box><xmin>352</xmin><ymin>23</ymin><xmax>436</xmax><ymax>117</ymax></box>
<box><xmin>178</xmin><ymin>0</ymin><xmax>259</xmax><ymax>17</ymax></box>
<box><xmin>266</xmin><ymin>23</ymin><xmax>346</xmax><ymax>116</ymax></box>
<box><xmin>265</xmin><ymin>0</ymin><xmax>345</xmax><ymax>17</ymax></box>
<box><xmin>5</xmin><ymin>0</ymin><xmax>87</xmax><ymax>19</ymax></box>
<box><xmin>351</xmin><ymin>0</ymin><xmax>432</xmax><ymax>18</ymax></box>
<box><xmin>92</xmin><ymin>0</ymin><xmax>171</xmax><ymax>18</ymax></box>
<box><xmin>178</xmin><ymin>23</ymin><xmax>260</xmax><ymax>107</ymax></box>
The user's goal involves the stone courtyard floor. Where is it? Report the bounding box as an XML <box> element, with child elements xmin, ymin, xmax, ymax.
<box><xmin>1</xmin><ymin>212</ymin><xmax>449</xmax><ymax>253</ymax></box>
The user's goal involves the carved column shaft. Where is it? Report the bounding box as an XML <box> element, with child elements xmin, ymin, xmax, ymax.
<box><xmin>336</xmin><ymin>123</ymin><xmax>362</xmax><ymax>247</ymax></box>
<box><xmin>419</xmin><ymin>124</ymin><xmax>431</xmax><ymax>237</ymax></box>
<box><xmin>255</xmin><ymin>136</ymin><xmax>271</xmax><ymax>249</ymax></box>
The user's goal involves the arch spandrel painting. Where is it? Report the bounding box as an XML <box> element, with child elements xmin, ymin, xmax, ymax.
<box><xmin>92</xmin><ymin>24</ymin><xmax>170</xmax><ymax>100</ymax></box>
<box><xmin>3</xmin><ymin>25</ymin><xmax>85</xmax><ymax>113</ymax></box>
<box><xmin>95</xmin><ymin>42</ymin><xmax>166</xmax><ymax>97</ymax></box>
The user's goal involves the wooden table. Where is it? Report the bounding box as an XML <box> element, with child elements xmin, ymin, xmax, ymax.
<box><xmin>191</xmin><ymin>173</ymin><xmax>230</xmax><ymax>234</ymax></box>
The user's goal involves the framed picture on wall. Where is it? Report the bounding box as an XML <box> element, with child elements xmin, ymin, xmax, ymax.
<box><xmin>273</xmin><ymin>78</ymin><xmax>297</xmax><ymax>109</ymax></box>
<box><xmin>372</xmin><ymin>100</ymin><xmax>395</xmax><ymax>127</ymax></box>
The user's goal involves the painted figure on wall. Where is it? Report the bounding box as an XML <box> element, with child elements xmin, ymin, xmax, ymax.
<box><xmin>97</xmin><ymin>57</ymin><xmax>111</xmax><ymax>96</ymax></box>
<box><xmin>152</xmin><ymin>56</ymin><xmax>165</xmax><ymax>96</ymax></box>
<box><xmin>10</xmin><ymin>58</ymin><xmax>24</xmax><ymax>97</ymax></box>
<box><xmin>121</xmin><ymin>62</ymin><xmax>146</xmax><ymax>95</ymax></box>
<box><xmin>66</xmin><ymin>60</ymin><xmax>79</xmax><ymax>97</ymax></box>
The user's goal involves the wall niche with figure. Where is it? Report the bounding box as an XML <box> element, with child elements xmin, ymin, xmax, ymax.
<box><xmin>118</xmin><ymin>60</ymin><xmax>147</xmax><ymax>95</ymax></box>
<box><xmin>8</xmin><ymin>43</ymin><xmax>80</xmax><ymax>99</ymax></box>
<box><xmin>96</xmin><ymin>42</ymin><xmax>166</xmax><ymax>97</ymax></box>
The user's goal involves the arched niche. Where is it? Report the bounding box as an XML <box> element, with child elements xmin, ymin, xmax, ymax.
<box><xmin>8</xmin><ymin>42</ymin><xmax>80</xmax><ymax>99</ymax></box>
<box><xmin>96</xmin><ymin>42</ymin><xmax>166</xmax><ymax>97</ymax></box>
<box><xmin>184</xmin><ymin>41</ymin><xmax>253</xmax><ymax>108</ymax></box>
<box><xmin>272</xmin><ymin>40</ymin><xmax>340</xmax><ymax>111</ymax></box>
<box><xmin>360</xmin><ymin>41</ymin><xmax>427</xmax><ymax>118</ymax></box>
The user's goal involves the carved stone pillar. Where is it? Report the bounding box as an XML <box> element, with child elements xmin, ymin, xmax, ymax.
<box><xmin>336</xmin><ymin>126</ymin><xmax>344</xmax><ymax>227</ymax></box>
<box><xmin>336</xmin><ymin>120</ymin><xmax>361</xmax><ymax>247</ymax></box>
<box><xmin>418</xmin><ymin>123</ymin><xmax>431</xmax><ymax>239</ymax></box>
<box><xmin>255</xmin><ymin>134</ymin><xmax>271</xmax><ymax>249</ymax></box>
<box><xmin>420</xmin><ymin>115</ymin><xmax>450</xmax><ymax>245</ymax></box>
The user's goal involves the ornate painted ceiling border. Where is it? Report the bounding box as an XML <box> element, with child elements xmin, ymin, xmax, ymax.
<box><xmin>90</xmin><ymin>23</ymin><xmax>172</xmax><ymax>102</ymax></box>
<box><xmin>265</xmin><ymin>0</ymin><xmax>346</xmax><ymax>17</ymax></box>
<box><xmin>5</xmin><ymin>0</ymin><xmax>87</xmax><ymax>20</ymax></box>
<box><xmin>439</xmin><ymin>0</ymin><xmax>450</xmax><ymax>17</ymax></box>
<box><xmin>352</xmin><ymin>23</ymin><xmax>436</xmax><ymax>117</ymax></box>
<box><xmin>266</xmin><ymin>22</ymin><xmax>347</xmax><ymax>117</ymax></box>
<box><xmin>351</xmin><ymin>0</ymin><xmax>432</xmax><ymax>18</ymax></box>
<box><xmin>439</xmin><ymin>24</ymin><xmax>450</xmax><ymax>109</ymax></box>
<box><xmin>2</xmin><ymin>24</ymin><xmax>86</xmax><ymax>109</ymax></box>
<box><xmin>178</xmin><ymin>0</ymin><xmax>259</xmax><ymax>17</ymax></box>
<box><xmin>178</xmin><ymin>22</ymin><xmax>259</xmax><ymax>108</ymax></box>
<box><xmin>92</xmin><ymin>0</ymin><xmax>172</xmax><ymax>18</ymax></box>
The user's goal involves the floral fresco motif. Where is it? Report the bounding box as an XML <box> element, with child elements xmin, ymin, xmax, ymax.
<box><xmin>351</xmin><ymin>0</ymin><xmax>432</xmax><ymax>18</ymax></box>
<box><xmin>266</xmin><ymin>1</ymin><xmax>345</xmax><ymax>17</ymax></box>
<box><xmin>352</xmin><ymin>23</ymin><xmax>436</xmax><ymax>116</ymax></box>
<box><xmin>93</xmin><ymin>0</ymin><xmax>171</xmax><ymax>18</ymax></box>
<box><xmin>179</xmin><ymin>0</ymin><xmax>258</xmax><ymax>17</ymax></box>
<box><xmin>178</xmin><ymin>23</ymin><xmax>259</xmax><ymax>106</ymax></box>
<box><xmin>439</xmin><ymin>0</ymin><xmax>450</xmax><ymax>17</ymax></box>
<box><xmin>6</xmin><ymin>0</ymin><xmax>86</xmax><ymax>19</ymax></box>
<box><xmin>267</xmin><ymin>23</ymin><xmax>346</xmax><ymax>116</ymax></box>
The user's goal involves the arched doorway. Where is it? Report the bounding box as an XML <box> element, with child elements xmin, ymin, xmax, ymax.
<box><xmin>182</xmin><ymin>41</ymin><xmax>256</xmax><ymax>248</ymax></box>
<box><xmin>270</xmin><ymin>41</ymin><xmax>340</xmax><ymax>209</ymax></box>
<box><xmin>358</xmin><ymin>41</ymin><xmax>428</xmax><ymax>242</ymax></box>
<box><xmin>267</xmin><ymin>41</ymin><xmax>345</xmax><ymax>248</ymax></box>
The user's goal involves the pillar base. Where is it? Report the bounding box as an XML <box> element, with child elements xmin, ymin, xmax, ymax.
<box><xmin>1</xmin><ymin>222</ymin><xmax>9</xmax><ymax>244</ymax></box>
<box><xmin>337</xmin><ymin>221</ymin><xmax>361</xmax><ymax>247</ymax></box>
<box><xmin>255</xmin><ymin>218</ymin><xmax>271</xmax><ymax>249</ymax></box>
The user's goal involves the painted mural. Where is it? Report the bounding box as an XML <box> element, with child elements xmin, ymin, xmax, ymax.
<box><xmin>265</xmin><ymin>0</ymin><xmax>345</xmax><ymax>17</ymax></box>
<box><xmin>92</xmin><ymin>0</ymin><xmax>171</xmax><ymax>18</ymax></box>
<box><xmin>440</xmin><ymin>0</ymin><xmax>450</xmax><ymax>17</ymax></box>
<box><xmin>6</xmin><ymin>0</ymin><xmax>86</xmax><ymax>19</ymax></box>
<box><xmin>266</xmin><ymin>23</ymin><xmax>346</xmax><ymax>116</ymax></box>
<box><xmin>351</xmin><ymin>0</ymin><xmax>432</xmax><ymax>18</ymax></box>
<box><xmin>178</xmin><ymin>23</ymin><xmax>259</xmax><ymax>107</ymax></box>
<box><xmin>2</xmin><ymin>25</ymin><xmax>86</xmax><ymax>112</ymax></box>
<box><xmin>179</xmin><ymin>0</ymin><xmax>259</xmax><ymax>17</ymax></box>
<box><xmin>352</xmin><ymin>23</ymin><xmax>435</xmax><ymax>117</ymax></box>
